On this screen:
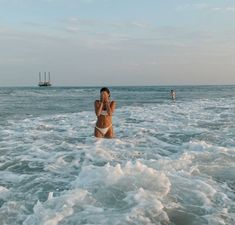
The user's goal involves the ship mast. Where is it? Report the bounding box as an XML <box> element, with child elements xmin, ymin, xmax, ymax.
<box><xmin>48</xmin><ymin>72</ymin><xmax>51</xmax><ymax>84</ymax></box>
<box><xmin>38</xmin><ymin>71</ymin><xmax>52</xmax><ymax>87</ymax></box>
<box><xmin>39</xmin><ymin>72</ymin><xmax>41</xmax><ymax>83</ymax></box>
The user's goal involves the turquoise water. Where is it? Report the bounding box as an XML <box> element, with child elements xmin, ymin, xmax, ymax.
<box><xmin>0</xmin><ymin>86</ymin><xmax>235</xmax><ymax>225</ymax></box>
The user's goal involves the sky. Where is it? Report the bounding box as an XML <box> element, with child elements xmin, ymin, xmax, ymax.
<box><xmin>0</xmin><ymin>0</ymin><xmax>235</xmax><ymax>86</ymax></box>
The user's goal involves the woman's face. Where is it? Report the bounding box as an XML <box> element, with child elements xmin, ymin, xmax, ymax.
<box><xmin>100</xmin><ymin>91</ymin><xmax>109</xmax><ymax>100</ymax></box>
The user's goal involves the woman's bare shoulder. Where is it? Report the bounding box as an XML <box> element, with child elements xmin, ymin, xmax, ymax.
<box><xmin>110</xmin><ymin>101</ymin><xmax>116</xmax><ymax>108</ymax></box>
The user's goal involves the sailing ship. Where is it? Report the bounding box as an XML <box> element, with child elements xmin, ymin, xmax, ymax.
<box><xmin>38</xmin><ymin>72</ymin><xmax>52</xmax><ymax>87</ymax></box>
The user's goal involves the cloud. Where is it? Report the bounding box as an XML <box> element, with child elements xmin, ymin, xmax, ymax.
<box><xmin>65</xmin><ymin>17</ymin><xmax>99</xmax><ymax>27</ymax></box>
<box><xmin>211</xmin><ymin>7</ymin><xmax>222</xmax><ymax>11</ymax></box>
<box><xmin>57</xmin><ymin>17</ymin><xmax>153</xmax><ymax>43</ymax></box>
<box><xmin>1</xmin><ymin>22</ymin><xmax>235</xmax><ymax>86</ymax></box>
<box><xmin>211</xmin><ymin>6</ymin><xmax>235</xmax><ymax>12</ymax></box>
<box><xmin>176</xmin><ymin>3</ymin><xmax>235</xmax><ymax>12</ymax></box>
<box><xmin>63</xmin><ymin>17</ymin><xmax>152</xmax><ymax>31</ymax></box>
<box><xmin>108</xmin><ymin>21</ymin><xmax>151</xmax><ymax>29</ymax></box>
<box><xmin>3</xmin><ymin>16</ymin><xmax>152</xmax><ymax>52</ymax></box>
<box><xmin>176</xmin><ymin>3</ymin><xmax>208</xmax><ymax>11</ymax></box>
<box><xmin>81</xmin><ymin>0</ymin><xmax>94</xmax><ymax>3</ymax></box>
<box><xmin>226</xmin><ymin>7</ymin><xmax>235</xmax><ymax>12</ymax></box>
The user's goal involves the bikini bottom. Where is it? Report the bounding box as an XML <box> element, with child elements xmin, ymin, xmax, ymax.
<box><xmin>95</xmin><ymin>124</ymin><xmax>112</xmax><ymax>136</ymax></box>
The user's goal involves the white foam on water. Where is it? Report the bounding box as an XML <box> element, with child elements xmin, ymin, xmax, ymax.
<box><xmin>0</xmin><ymin>186</ymin><xmax>10</xmax><ymax>201</ymax></box>
<box><xmin>23</xmin><ymin>161</ymin><xmax>171</xmax><ymax>225</ymax></box>
<box><xmin>47</xmin><ymin>192</ymin><xmax>54</xmax><ymax>200</ymax></box>
<box><xmin>1</xmin><ymin>93</ymin><xmax>235</xmax><ymax>224</ymax></box>
<box><xmin>23</xmin><ymin>189</ymin><xmax>95</xmax><ymax>225</ymax></box>
<box><xmin>125</xmin><ymin>188</ymin><xmax>169</xmax><ymax>224</ymax></box>
<box><xmin>0</xmin><ymin>186</ymin><xmax>9</xmax><ymax>193</ymax></box>
<box><xmin>74</xmin><ymin>161</ymin><xmax>170</xmax><ymax>195</ymax></box>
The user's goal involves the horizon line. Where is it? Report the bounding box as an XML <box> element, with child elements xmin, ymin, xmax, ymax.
<box><xmin>1</xmin><ymin>84</ymin><xmax>235</xmax><ymax>88</ymax></box>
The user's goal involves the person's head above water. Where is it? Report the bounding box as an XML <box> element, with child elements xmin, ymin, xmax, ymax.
<box><xmin>100</xmin><ymin>87</ymin><xmax>110</xmax><ymax>97</ymax></box>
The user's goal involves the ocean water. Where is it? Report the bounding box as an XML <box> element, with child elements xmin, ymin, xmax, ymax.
<box><xmin>0</xmin><ymin>86</ymin><xmax>235</xmax><ymax>225</ymax></box>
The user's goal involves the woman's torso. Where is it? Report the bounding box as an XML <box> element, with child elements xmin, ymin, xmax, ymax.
<box><xmin>96</xmin><ymin>100</ymin><xmax>113</xmax><ymax>128</ymax></box>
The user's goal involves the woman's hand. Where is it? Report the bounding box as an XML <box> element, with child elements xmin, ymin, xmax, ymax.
<box><xmin>101</xmin><ymin>91</ymin><xmax>109</xmax><ymax>103</ymax></box>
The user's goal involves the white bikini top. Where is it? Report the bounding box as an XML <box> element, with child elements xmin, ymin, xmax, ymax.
<box><xmin>100</xmin><ymin>110</ymin><xmax>108</xmax><ymax>116</ymax></box>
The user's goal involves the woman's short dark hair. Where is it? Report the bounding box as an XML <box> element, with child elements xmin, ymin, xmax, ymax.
<box><xmin>100</xmin><ymin>87</ymin><xmax>110</xmax><ymax>96</ymax></box>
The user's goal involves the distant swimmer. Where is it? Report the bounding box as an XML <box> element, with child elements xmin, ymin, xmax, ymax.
<box><xmin>170</xmin><ymin>90</ymin><xmax>176</xmax><ymax>100</ymax></box>
<box><xmin>94</xmin><ymin>87</ymin><xmax>116</xmax><ymax>138</ymax></box>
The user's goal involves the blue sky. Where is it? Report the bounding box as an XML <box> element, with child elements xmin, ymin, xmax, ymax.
<box><xmin>0</xmin><ymin>0</ymin><xmax>235</xmax><ymax>86</ymax></box>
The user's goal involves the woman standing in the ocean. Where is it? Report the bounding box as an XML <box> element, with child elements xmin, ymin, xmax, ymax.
<box><xmin>94</xmin><ymin>87</ymin><xmax>116</xmax><ymax>138</ymax></box>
